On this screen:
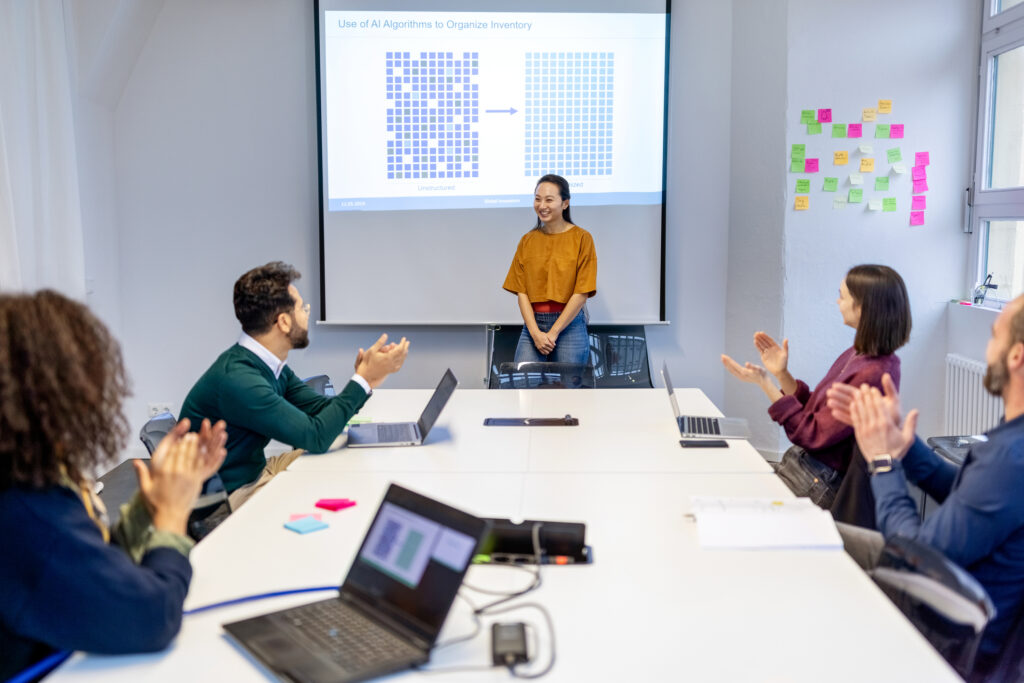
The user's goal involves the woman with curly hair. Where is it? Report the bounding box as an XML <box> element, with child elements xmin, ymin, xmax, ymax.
<box><xmin>0</xmin><ymin>290</ymin><xmax>227</xmax><ymax>679</ymax></box>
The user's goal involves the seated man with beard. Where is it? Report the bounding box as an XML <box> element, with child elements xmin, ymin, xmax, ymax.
<box><xmin>179</xmin><ymin>262</ymin><xmax>409</xmax><ymax>509</ymax></box>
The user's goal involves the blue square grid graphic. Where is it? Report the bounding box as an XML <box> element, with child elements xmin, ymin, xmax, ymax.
<box><xmin>386</xmin><ymin>51</ymin><xmax>479</xmax><ymax>180</ymax></box>
<box><xmin>524</xmin><ymin>52</ymin><xmax>613</xmax><ymax>177</ymax></box>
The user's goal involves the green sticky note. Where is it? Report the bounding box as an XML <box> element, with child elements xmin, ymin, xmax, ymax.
<box><xmin>883</xmin><ymin>197</ymin><xmax>897</xmax><ymax>212</ymax></box>
<box><xmin>807</xmin><ymin>122</ymin><xmax>822</xmax><ymax>135</ymax></box>
<box><xmin>823</xmin><ymin>177</ymin><xmax>838</xmax><ymax>192</ymax></box>
<box><xmin>875</xmin><ymin>124</ymin><xmax>890</xmax><ymax>139</ymax></box>
<box><xmin>848</xmin><ymin>188</ymin><xmax>863</xmax><ymax>203</ymax></box>
<box><xmin>796</xmin><ymin>178</ymin><xmax>810</xmax><ymax>193</ymax></box>
<box><xmin>831</xmin><ymin>123</ymin><xmax>847</xmax><ymax>138</ymax></box>
<box><xmin>874</xmin><ymin>176</ymin><xmax>890</xmax><ymax>191</ymax></box>
<box><xmin>791</xmin><ymin>144</ymin><xmax>806</xmax><ymax>160</ymax></box>
<box><xmin>791</xmin><ymin>160</ymin><xmax>804</xmax><ymax>173</ymax></box>
<box><xmin>800</xmin><ymin>109</ymin><xmax>816</xmax><ymax>124</ymax></box>
<box><xmin>347</xmin><ymin>417</ymin><xmax>373</xmax><ymax>425</ymax></box>
<box><xmin>887</xmin><ymin>147</ymin><xmax>902</xmax><ymax>163</ymax></box>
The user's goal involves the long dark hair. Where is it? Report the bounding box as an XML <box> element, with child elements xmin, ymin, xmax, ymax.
<box><xmin>0</xmin><ymin>291</ymin><xmax>131</xmax><ymax>489</ymax></box>
<box><xmin>533</xmin><ymin>174</ymin><xmax>573</xmax><ymax>229</ymax></box>
<box><xmin>846</xmin><ymin>265</ymin><xmax>912</xmax><ymax>356</ymax></box>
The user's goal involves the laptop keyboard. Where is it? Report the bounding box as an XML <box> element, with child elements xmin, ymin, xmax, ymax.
<box><xmin>378</xmin><ymin>423</ymin><xmax>415</xmax><ymax>442</ymax></box>
<box><xmin>683</xmin><ymin>416</ymin><xmax>720</xmax><ymax>435</ymax></box>
<box><xmin>279</xmin><ymin>599</ymin><xmax>421</xmax><ymax>672</ymax></box>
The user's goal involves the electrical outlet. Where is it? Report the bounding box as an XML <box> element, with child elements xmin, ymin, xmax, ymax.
<box><xmin>147</xmin><ymin>402</ymin><xmax>173</xmax><ymax>418</ymax></box>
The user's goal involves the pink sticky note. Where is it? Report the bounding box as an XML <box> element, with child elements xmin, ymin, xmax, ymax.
<box><xmin>911</xmin><ymin>165</ymin><xmax>927</xmax><ymax>180</ymax></box>
<box><xmin>804</xmin><ymin>158</ymin><xmax>819</xmax><ymax>173</ymax></box>
<box><xmin>817</xmin><ymin>108</ymin><xmax>832</xmax><ymax>123</ymax></box>
<box><xmin>847</xmin><ymin>123</ymin><xmax>862</xmax><ymax>138</ymax></box>
<box><xmin>913</xmin><ymin>179</ymin><xmax>929</xmax><ymax>193</ymax></box>
<box><xmin>289</xmin><ymin>513</ymin><xmax>323</xmax><ymax>521</ymax></box>
<box><xmin>910</xmin><ymin>211</ymin><xmax>925</xmax><ymax>226</ymax></box>
<box><xmin>890</xmin><ymin>124</ymin><xmax>904</xmax><ymax>138</ymax></box>
<box><xmin>915</xmin><ymin>152</ymin><xmax>930</xmax><ymax>166</ymax></box>
<box><xmin>912</xmin><ymin>195</ymin><xmax>927</xmax><ymax>210</ymax></box>
<box><xmin>316</xmin><ymin>498</ymin><xmax>357</xmax><ymax>512</ymax></box>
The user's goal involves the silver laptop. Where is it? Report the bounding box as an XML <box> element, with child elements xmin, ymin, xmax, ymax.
<box><xmin>662</xmin><ymin>362</ymin><xmax>750</xmax><ymax>439</ymax></box>
<box><xmin>347</xmin><ymin>369</ymin><xmax>457</xmax><ymax>447</ymax></box>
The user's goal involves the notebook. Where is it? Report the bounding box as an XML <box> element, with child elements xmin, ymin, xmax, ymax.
<box><xmin>224</xmin><ymin>483</ymin><xmax>487</xmax><ymax>683</ymax></box>
<box><xmin>662</xmin><ymin>362</ymin><xmax>750</xmax><ymax>439</ymax></box>
<box><xmin>347</xmin><ymin>369</ymin><xmax>457</xmax><ymax>447</ymax></box>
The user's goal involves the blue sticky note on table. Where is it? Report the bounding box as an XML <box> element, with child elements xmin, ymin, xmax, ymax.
<box><xmin>285</xmin><ymin>516</ymin><xmax>329</xmax><ymax>534</ymax></box>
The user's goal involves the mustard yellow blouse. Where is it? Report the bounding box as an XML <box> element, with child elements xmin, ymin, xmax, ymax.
<box><xmin>502</xmin><ymin>225</ymin><xmax>597</xmax><ymax>303</ymax></box>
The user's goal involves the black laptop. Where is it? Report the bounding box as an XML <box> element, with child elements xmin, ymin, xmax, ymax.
<box><xmin>224</xmin><ymin>484</ymin><xmax>487</xmax><ymax>683</ymax></box>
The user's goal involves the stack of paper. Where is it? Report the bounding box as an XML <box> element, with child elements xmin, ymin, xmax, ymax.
<box><xmin>689</xmin><ymin>497</ymin><xmax>843</xmax><ymax>550</ymax></box>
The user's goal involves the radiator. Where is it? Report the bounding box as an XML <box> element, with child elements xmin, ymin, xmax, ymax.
<box><xmin>944</xmin><ymin>354</ymin><xmax>1003</xmax><ymax>435</ymax></box>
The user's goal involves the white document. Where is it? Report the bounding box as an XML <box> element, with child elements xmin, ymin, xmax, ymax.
<box><xmin>690</xmin><ymin>496</ymin><xmax>843</xmax><ymax>550</ymax></box>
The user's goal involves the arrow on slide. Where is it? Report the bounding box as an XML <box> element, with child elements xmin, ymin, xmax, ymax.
<box><xmin>485</xmin><ymin>107</ymin><xmax>518</xmax><ymax>115</ymax></box>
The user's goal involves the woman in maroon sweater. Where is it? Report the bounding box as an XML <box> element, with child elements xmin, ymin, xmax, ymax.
<box><xmin>721</xmin><ymin>264</ymin><xmax>911</xmax><ymax>527</ymax></box>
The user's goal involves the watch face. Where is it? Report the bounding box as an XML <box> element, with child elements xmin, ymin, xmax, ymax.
<box><xmin>869</xmin><ymin>455</ymin><xmax>894</xmax><ymax>474</ymax></box>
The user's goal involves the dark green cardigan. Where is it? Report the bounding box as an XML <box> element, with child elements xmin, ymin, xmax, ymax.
<box><xmin>179</xmin><ymin>344</ymin><xmax>368</xmax><ymax>493</ymax></box>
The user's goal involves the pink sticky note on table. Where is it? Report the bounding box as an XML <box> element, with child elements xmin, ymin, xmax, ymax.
<box><xmin>890</xmin><ymin>124</ymin><xmax>904</xmax><ymax>138</ymax></box>
<box><xmin>915</xmin><ymin>152</ymin><xmax>930</xmax><ymax>166</ymax></box>
<box><xmin>911</xmin><ymin>165</ymin><xmax>927</xmax><ymax>180</ymax></box>
<box><xmin>913</xmin><ymin>179</ymin><xmax>929</xmax><ymax>193</ymax></box>
<box><xmin>804</xmin><ymin>158</ymin><xmax>819</xmax><ymax>173</ymax></box>
<box><xmin>910</xmin><ymin>211</ymin><xmax>925</xmax><ymax>226</ymax></box>
<box><xmin>289</xmin><ymin>513</ymin><xmax>323</xmax><ymax>521</ymax></box>
<box><xmin>818</xmin><ymin>108</ymin><xmax>832</xmax><ymax>123</ymax></box>
<box><xmin>316</xmin><ymin>498</ymin><xmax>357</xmax><ymax>512</ymax></box>
<box><xmin>912</xmin><ymin>195</ymin><xmax>927</xmax><ymax>210</ymax></box>
<box><xmin>847</xmin><ymin>123</ymin><xmax>862</xmax><ymax>138</ymax></box>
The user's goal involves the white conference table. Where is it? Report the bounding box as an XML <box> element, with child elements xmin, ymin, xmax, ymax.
<box><xmin>52</xmin><ymin>389</ymin><xmax>958</xmax><ymax>682</ymax></box>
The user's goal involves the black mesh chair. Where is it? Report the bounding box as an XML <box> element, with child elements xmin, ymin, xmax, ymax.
<box><xmin>587</xmin><ymin>325</ymin><xmax>652</xmax><ymax>388</ymax></box>
<box><xmin>302</xmin><ymin>374</ymin><xmax>335</xmax><ymax>396</ymax></box>
<box><xmin>979</xmin><ymin>604</ymin><xmax>1024</xmax><ymax>682</ymax></box>
<box><xmin>495</xmin><ymin>361</ymin><xmax>595</xmax><ymax>389</ymax></box>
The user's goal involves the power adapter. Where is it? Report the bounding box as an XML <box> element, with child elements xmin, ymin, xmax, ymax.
<box><xmin>491</xmin><ymin>622</ymin><xmax>529</xmax><ymax>667</ymax></box>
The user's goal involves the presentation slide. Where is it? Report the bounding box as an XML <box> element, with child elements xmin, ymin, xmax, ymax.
<box><xmin>323</xmin><ymin>11</ymin><xmax>665</xmax><ymax>211</ymax></box>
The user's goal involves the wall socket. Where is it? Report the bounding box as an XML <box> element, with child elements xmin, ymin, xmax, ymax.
<box><xmin>147</xmin><ymin>402</ymin><xmax>174</xmax><ymax>418</ymax></box>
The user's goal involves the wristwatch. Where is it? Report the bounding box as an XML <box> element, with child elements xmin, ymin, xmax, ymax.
<box><xmin>867</xmin><ymin>454</ymin><xmax>895</xmax><ymax>475</ymax></box>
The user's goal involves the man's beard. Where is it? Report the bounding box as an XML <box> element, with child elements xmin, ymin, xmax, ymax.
<box><xmin>983</xmin><ymin>352</ymin><xmax>1009</xmax><ymax>396</ymax></box>
<box><xmin>289</xmin><ymin>325</ymin><xmax>309</xmax><ymax>350</ymax></box>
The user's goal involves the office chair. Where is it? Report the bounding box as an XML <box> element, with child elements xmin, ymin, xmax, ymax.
<box><xmin>869</xmin><ymin>536</ymin><xmax>995</xmax><ymax>677</ymax></box>
<box><xmin>587</xmin><ymin>325</ymin><xmax>652</xmax><ymax>388</ymax></box>
<box><xmin>302</xmin><ymin>374</ymin><xmax>335</xmax><ymax>396</ymax></box>
<box><xmin>495</xmin><ymin>361</ymin><xmax>595</xmax><ymax>389</ymax></box>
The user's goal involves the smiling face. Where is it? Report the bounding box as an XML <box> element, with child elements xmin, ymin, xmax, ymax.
<box><xmin>534</xmin><ymin>181</ymin><xmax>568</xmax><ymax>226</ymax></box>
<box><xmin>837</xmin><ymin>278</ymin><xmax>862</xmax><ymax>329</ymax></box>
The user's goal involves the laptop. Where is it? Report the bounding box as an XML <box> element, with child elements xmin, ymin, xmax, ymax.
<box><xmin>224</xmin><ymin>483</ymin><xmax>487</xmax><ymax>683</ymax></box>
<box><xmin>347</xmin><ymin>369</ymin><xmax>457</xmax><ymax>447</ymax></box>
<box><xmin>662</xmin><ymin>362</ymin><xmax>750</xmax><ymax>439</ymax></box>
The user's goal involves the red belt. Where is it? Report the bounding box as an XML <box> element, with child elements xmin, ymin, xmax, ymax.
<box><xmin>532</xmin><ymin>301</ymin><xmax>565</xmax><ymax>313</ymax></box>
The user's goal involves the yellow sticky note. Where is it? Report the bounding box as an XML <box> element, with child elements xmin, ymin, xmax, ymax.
<box><xmin>834</xmin><ymin>151</ymin><xmax>849</xmax><ymax>166</ymax></box>
<box><xmin>862</xmin><ymin>108</ymin><xmax>877</xmax><ymax>122</ymax></box>
<box><xmin>878</xmin><ymin>99</ymin><xmax>892</xmax><ymax>114</ymax></box>
<box><xmin>794</xmin><ymin>196</ymin><xmax>809</xmax><ymax>211</ymax></box>
<box><xmin>860</xmin><ymin>157</ymin><xmax>875</xmax><ymax>172</ymax></box>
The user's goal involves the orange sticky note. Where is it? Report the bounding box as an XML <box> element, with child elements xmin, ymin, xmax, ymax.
<box><xmin>862</xmin><ymin>108</ymin><xmax>877</xmax><ymax>122</ymax></box>
<box><xmin>794</xmin><ymin>196</ymin><xmax>809</xmax><ymax>211</ymax></box>
<box><xmin>834</xmin><ymin>151</ymin><xmax>849</xmax><ymax>166</ymax></box>
<box><xmin>859</xmin><ymin>157</ymin><xmax>875</xmax><ymax>172</ymax></box>
<box><xmin>878</xmin><ymin>99</ymin><xmax>893</xmax><ymax>114</ymax></box>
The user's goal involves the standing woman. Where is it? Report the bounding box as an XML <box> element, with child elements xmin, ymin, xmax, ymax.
<box><xmin>503</xmin><ymin>174</ymin><xmax>597</xmax><ymax>365</ymax></box>
<box><xmin>720</xmin><ymin>265</ymin><xmax>912</xmax><ymax>527</ymax></box>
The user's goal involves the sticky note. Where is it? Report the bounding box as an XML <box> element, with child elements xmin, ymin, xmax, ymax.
<box><xmin>890</xmin><ymin>124</ymin><xmax>904</xmax><ymax>138</ymax></box>
<box><xmin>285</xmin><ymin>517</ymin><xmax>329</xmax><ymax>534</ymax></box>
<box><xmin>848</xmin><ymin>123</ymin><xmax>863</xmax><ymax>138</ymax></box>
<box><xmin>875</xmin><ymin>176</ymin><xmax>889</xmax><ymax>191</ymax></box>
<box><xmin>791</xmin><ymin>144</ymin><xmax>806</xmax><ymax>160</ymax></box>
<box><xmin>916</xmin><ymin>151</ymin><xmax>930</xmax><ymax>166</ymax></box>
<box><xmin>883</xmin><ymin>197</ymin><xmax>897</xmax><ymax>212</ymax></box>
<box><xmin>800</xmin><ymin>110</ymin><xmax>816</xmax><ymax>124</ymax></box>
<box><xmin>887</xmin><ymin>148</ymin><xmax>902</xmax><ymax>163</ymax></box>
<box><xmin>859</xmin><ymin>144</ymin><xmax>874</xmax><ymax>154</ymax></box>
<box><xmin>860</xmin><ymin>158</ymin><xmax>875</xmax><ymax>172</ymax></box>
<box><xmin>794</xmin><ymin>196</ymin><xmax>809</xmax><ymax>211</ymax></box>
<box><xmin>807</xmin><ymin>122</ymin><xmax>822</xmax><ymax>135</ymax></box>
<box><xmin>832</xmin><ymin>123</ymin><xmax>847</xmax><ymax>138</ymax></box>
<box><xmin>912</xmin><ymin>195</ymin><xmax>927</xmax><ymax>210</ymax></box>
<box><xmin>289</xmin><ymin>513</ymin><xmax>323</xmax><ymax>521</ymax></box>
<box><xmin>796</xmin><ymin>179</ymin><xmax>810</xmax><ymax>193</ymax></box>
<box><xmin>893</xmin><ymin>162</ymin><xmax>907</xmax><ymax>174</ymax></box>
<box><xmin>910</xmin><ymin>211</ymin><xmax>925</xmax><ymax>226</ymax></box>
<box><xmin>818</xmin><ymin>108</ymin><xmax>832</xmax><ymax>122</ymax></box>
<box><xmin>791</xmin><ymin>160</ymin><xmax>804</xmax><ymax>173</ymax></box>
<box><xmin>833</xmin><ymin>197</ymin><xmax>848</xmax><ymax>209</ymax></box>
<box><xmin>912</xmin><ymin>165</ymin><xmax>927</xmax><ymax>180</ymax></box>
<box><xmin>834</xmin><ymin>150</ymin><xmax>849</xmax><ymax>165</ymax></box>
<box><xmin>805</xmin><ymin>158</ymin><xmax>819</xmax><ymax>173</ymax></box>
<box><xmin>823</xmin><ymin>177</ymin><xmax>839</xmax><ymax>191</ymax></box>
<box><xmin>848</xmin><ymin>188</ymin><xmax>863</xmax><ymax>203</ymax></box>
<box><xmin>878</xmin><ymin>99</ymin><xmax>893</xmax><ymax>114</ymax></box>
<box><xmin>863</xmin><ymin>108</ymin><xmax>877</xmax><ymax>122</ymax></box>
<box><xmin>316</xmin><ymin>498</ymin><xmax>357</xmax><ymax>512</ymax></box>
<box><xmin>913</xmin><ymin>179</ymin><xmax>929</xmax><ymax>193</ymax></box>
<box><xmin>875</xmin><ymin>124</ymin><xmax>890</xmax><ymax>139</ymax></box>
<box><xmin>868</xmin><ymin>199</ymin><xmax>882</xmax><ymax>211</ymax></box>
<box><xmin>849</xmin><ymin>173</ymin><xmax>864</xmax><ymax>185</ymax></box>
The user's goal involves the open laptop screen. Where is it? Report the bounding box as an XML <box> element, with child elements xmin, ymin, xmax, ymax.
<box><xmin>416</xmin><ymin>369</ymin><xmax>458</xmax><ymax>438</ymax></box>
<box><xmin>342</xmin><ymin>484</ymin><xmax>484</xmax><ymax>645</ymax></box>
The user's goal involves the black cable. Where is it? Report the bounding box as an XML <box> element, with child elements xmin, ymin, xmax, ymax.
<box><xmin>472</xmin><ymin>523</ymin><xmax>544</xmax><ymax>612</ymax></box>
<box><xmin>482</xmin><ymin>602</ymin><xmax>556</xmax><ymax>679</ymax></box>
